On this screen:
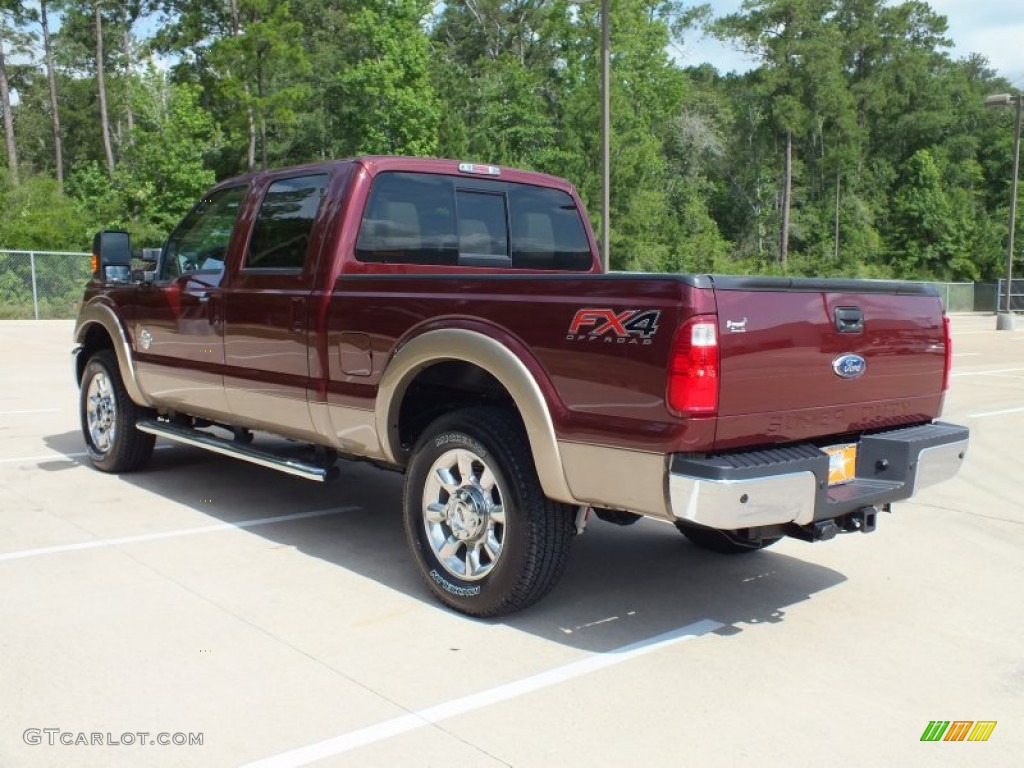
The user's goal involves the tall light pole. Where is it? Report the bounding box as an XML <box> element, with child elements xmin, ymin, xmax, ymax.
<box><xmin>568</xmin><ymin>0</ymin><xmax>610</xmax><ymax>272</ymax></box>
<box><xmin>600</xmin><ymin>0</ymin><xmax>610</xmax><ymax>272</ymax></box>
<box><xmin>985</xmin><ymin>92</ymin><xmax>1022</xmax><ymax>331</ymax></box>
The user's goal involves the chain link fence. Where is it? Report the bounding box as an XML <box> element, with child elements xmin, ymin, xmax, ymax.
<box><xmin>0</xmin><ymin>250</ymin><xmax>92</xmax><ymax>319</ymax></box>
<box><xmin>917</xmin><ymin>282</ymin><xmax>1000</xmax><ymax>313</ymax></box>
<box><xmin>996</xmin><ymin>279</ymin><xmax>1024</xmax><ymax>313</ymax></box>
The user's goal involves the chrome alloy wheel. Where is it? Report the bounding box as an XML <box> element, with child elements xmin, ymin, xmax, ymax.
<box><xmin>85</xmin><ymin>370</ymin><xmax>117</xmax><ymax>454</ymax></box>
<box><xmin>423</xmin><ymin>448</ymin><xmax>507</xmax><ymax>581</ymax></box>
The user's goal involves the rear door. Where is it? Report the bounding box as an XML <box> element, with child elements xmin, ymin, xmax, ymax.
<box><xmin>221</xmin><ymin>173</ymin><xmax>330</xmax><ymax>441</ymax></box>
<box><xmin>710</xmin><ymin>278</ymin><xmax>947</xmax><ymax>451</ymax></box>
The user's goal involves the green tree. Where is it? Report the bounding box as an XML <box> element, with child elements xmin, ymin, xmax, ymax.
<box><xmin>0</xmin><ymin>1</ymin><xmax>34</xmax><ymax>183</ymax></box>
<box><xmin>67</xmin><ymin>77</ymin><xmax>218</xmax><ymax>243</ymax></box>
<box><xmin>886</xmin><ymin>148</ymin><xmax>962</xmax><ymax>279</ymax></box>
<box><xmin>293</xmin><ymin>0</ymin><xmax>437</xmax><ymax>160</ymax></box>
<box><xmin>716</xmin><ymin>0</ymin><xmax>853</xmax><ymax>267</ymax></box>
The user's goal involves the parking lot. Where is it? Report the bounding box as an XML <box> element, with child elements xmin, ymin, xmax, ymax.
<box><xmin>0</xmin><ymin>315</ymin><xmax>1021</xmax><ymax>767</ymax></box>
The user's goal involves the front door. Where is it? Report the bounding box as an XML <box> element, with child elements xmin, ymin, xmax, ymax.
<box><xmin>133</xmin><ymin>186</ymin><xmax>248</xmax><ymax>420</ymax></box>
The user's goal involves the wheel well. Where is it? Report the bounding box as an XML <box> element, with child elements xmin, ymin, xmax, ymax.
<box><xmin>76</xmin><ymin>324</ymin><xmax>115</xmax><ymax>383</ymax></box>
<box><xmin>397</xmin><ymin>361</ymin><xmax>521</xmax><ymax>454</ymax></box>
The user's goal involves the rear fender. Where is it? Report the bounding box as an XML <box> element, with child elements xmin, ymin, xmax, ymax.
<box><xmin>376</xmin><ymin>327</ymin><xmax>577</xmax><ymax>505</ymax></box>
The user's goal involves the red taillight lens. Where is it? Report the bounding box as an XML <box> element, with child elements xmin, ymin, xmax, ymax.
<box><xmin>667</xmin><ymin>315</ymin><xmax>720</xmax><ymax>416</ymax></box>
<box><xmin>942</xmin><ymin>314</ymin><xmax>952</xmax><ymax>392</ymax></box>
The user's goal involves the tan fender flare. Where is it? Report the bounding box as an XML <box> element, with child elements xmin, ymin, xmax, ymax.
<box><xmin>375</xmin><ymin>328</ymin><xmax>578</xmax><ymax>505</ymax></box>
<box><xmin>74</xmin><ymin>301</ymin><xmax>151</xmax><ymax>407</ymax></box>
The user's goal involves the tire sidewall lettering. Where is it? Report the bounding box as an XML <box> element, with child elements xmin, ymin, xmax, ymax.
<box><xmin>429</xmin><ymin>569</ymin><xmax>481</xmax><ymax>597</ymax></box>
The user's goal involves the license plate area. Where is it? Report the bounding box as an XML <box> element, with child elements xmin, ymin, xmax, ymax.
<box><xmin>824</xmin><ymin>443</ymin><xmax>857</xmax><ymax>486</ymax></box>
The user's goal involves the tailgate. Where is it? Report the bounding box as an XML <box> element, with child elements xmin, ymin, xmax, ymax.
<box><xmin>710</xmin><ymin>277</ymin><xmax>948</xmax><ymax>450</ymax></box>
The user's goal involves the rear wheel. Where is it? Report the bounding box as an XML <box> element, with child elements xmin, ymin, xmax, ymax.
<box><xmin>80</xmin><ymin>350</ymin><xmax>155</xmax><ymax>472</ymax></box>
<box><xmin>403</xmin><ymin>407</ymin><xmax>575</xmax><ymax>617</ymax></box>
<box><xmin>675</xmin><ymin>522</ymin><xmax>780</xmax><ymax>554</ymax></box>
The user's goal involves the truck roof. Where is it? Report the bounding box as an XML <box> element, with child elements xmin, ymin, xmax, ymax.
<box><xmin>208</xmin><ymin>156</ymin><xmax>578</xmax><ymax>196</ymax></box>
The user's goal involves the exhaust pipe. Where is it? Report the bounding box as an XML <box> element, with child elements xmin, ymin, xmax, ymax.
<box><xmin>812</xmin><ymin>520</ymin><xmax>841</xmax><ymax>541</ymax></box>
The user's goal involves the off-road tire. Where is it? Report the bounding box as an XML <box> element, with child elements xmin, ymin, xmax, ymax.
<box><xmin>403</xmin><ymin>407</ymin><xmax>576</xmax><ymax>617</ymax></box>
<box><xmin>80</xmin><ymin>350</ymin><xmax>155</xmax><ymax>472</ymax></box>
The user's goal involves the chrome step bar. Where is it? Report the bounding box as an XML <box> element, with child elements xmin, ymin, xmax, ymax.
<box><xmin>136</xmin><ymin>420</ymin><xmax>338</xmax><ymax>482</ymax></box>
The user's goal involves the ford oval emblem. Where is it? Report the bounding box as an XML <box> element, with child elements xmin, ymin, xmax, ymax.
<box><xmin>832</xmin><ymin>354</ymin><xmax>867</xmax><ymax>379</ymax></box>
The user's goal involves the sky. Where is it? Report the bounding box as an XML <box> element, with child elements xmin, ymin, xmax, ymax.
<box><xmin>679</xmin><ymin>0</ymin><xmax>1024</xmax><ymax>87</ymax></box>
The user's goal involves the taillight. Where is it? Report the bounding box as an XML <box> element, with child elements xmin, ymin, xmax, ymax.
<box><xmin>942</xmin><ymin>314</ymin><xmax>952</xmax><ymax>392</ymax></box>
<box><xmin>667</xmin><ymin>315</ymin><xmax>720</xmax><ymax>416</ymax></box>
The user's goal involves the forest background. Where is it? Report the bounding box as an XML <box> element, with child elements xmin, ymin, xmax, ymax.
<box><xmin>0</xmin><ymin>0</ymin><xmax>1021</xmax><ymax>284</ymax></box>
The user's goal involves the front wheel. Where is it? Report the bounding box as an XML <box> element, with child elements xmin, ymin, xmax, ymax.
<box><xmin>80</xmin><ymin>350</ymin><xmax>155</xmax><ymax>472</ymax></box>
<box><xmin>403</xmin><ymin>407</ymin><xmax>576</xmax><ymax>617</ymax></box>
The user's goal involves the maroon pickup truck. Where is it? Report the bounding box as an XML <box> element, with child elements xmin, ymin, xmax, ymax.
<box><xmin>73</xmin><ymin>156</ymin><xmax>969</xmax><ymax>616</ymax></box>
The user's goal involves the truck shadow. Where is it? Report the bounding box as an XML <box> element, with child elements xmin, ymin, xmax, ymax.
<box><xmin>42</xmin><ymin>432</ymin><xmax>847</xmax><ymax>653</ymax></box>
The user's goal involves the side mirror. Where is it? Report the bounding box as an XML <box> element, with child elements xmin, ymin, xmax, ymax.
<box><xmin>91</xmin><ymin>230</ymin><xmax>132</xmax><ymax>283</ymax></box>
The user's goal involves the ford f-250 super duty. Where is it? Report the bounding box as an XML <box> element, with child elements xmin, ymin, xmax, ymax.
<box><xmin>73</xmin><ymin>156</ymin><xmax>969</xmax><ymax>616</ymax></box>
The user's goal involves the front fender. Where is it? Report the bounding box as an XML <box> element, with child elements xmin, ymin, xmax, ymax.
<box><xmin>74</xmin><ymin>300</ymin><xmax>151</xmax><ymax>407</ymax></box>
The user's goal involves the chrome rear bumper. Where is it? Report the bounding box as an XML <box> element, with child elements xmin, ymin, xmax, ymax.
<box><xmin>669</xmin><ymin>422</ymin><xmax>969</xmax><ymax>530</ymax></box>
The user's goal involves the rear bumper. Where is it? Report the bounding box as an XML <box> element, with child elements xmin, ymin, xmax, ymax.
<box><xmin>668</xmin><ymin>422</ymin><xmax>969</xmax><ymax>530</ymax></box>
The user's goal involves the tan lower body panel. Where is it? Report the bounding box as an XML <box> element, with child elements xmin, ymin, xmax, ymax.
<box><xmin>558</xmin><ymin>441</ymin><xmax>670</xmax><ymax>519</ymax></box>
<box><xmin>223</xmin><ymin>386</ymin><xmax>323</xmax><ymax>444</ymax></box>
<box><xmin>319</xmin><ymin>403</ymin><xmax>385</xmax><ymax>460</ymax></box>
<box><xmin>136</xmin><ymin>363</ymin><xmax>231</xmax><ymax>422</ymax></box>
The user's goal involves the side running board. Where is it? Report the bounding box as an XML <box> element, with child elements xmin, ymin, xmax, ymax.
<box><xmin>136</xmin><ymin>419</ymin><xmax>338</xmax><ymax>482</ymax></box>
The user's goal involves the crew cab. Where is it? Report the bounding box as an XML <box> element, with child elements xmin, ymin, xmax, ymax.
<box><xmin>73</xmin><ymin>156</ymin><xmax>969</xmax><ymax>616</ymax></box>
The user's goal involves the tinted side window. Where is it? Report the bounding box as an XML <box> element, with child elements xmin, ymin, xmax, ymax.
<box><xmin>161</xmin><ymin>186</ymin><xmax>247</xmax><ymax>279</ymax></box>
<box><xmin>356</xmin><ymin>173</ymin><xmax>458</xmax><ymax>265</ymax></box>
<box><xmin>509</xmin><ymin>186</ymin><xmax>592</xmax><ymax>270</ymax></box>
<box><xmin>246</xmin><ymin>174</ymin><xmax>329</xmax><ymax>270</ymax></box>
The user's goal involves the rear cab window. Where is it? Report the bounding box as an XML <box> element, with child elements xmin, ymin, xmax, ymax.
<box><xmin>355</xmin><ymin>172</ymin><xmax>592</xmax><ymax>270</ymax></box>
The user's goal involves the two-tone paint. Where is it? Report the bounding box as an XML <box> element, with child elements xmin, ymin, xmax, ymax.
<box><xmin>74</xmin><ymin>156</ymin><xmax>959</xmax><ymax>522</ymax></box>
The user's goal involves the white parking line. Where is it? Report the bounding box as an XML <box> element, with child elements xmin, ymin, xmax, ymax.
<box><xmin>240</xmin><ymin>618</ymin><xmax>724</xmax><ymax>768</ymax></box>
<box><xmin>0</xmin><ymin>451</ymin><xmax>91</xmax><ymax>465</ymax></box>
<box><xmin>967</xmin><ymin>406</ymin><xmax>1024</xmax><ymax>419</ymax></box>
<box><xmin>952</xmin><ymin>353</ymin><xmax>980</xmax><ymax>358</ymax></box>
<box><xmin>0</xmin><ymin>408</ymin><xmax>61</xmax><ymax>415</ymax></box>
<box><xmin>0</xmin><ymin>506</ymin><xmax>355</xmax><ymax>562</ymax></box>
<box><xmin>0</xmin><ymin>444</ymin><xmax>173</xmax><ymax>466</ymax></box>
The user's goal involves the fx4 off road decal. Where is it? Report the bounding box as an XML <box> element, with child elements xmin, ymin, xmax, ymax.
<box><xmin>567</xmin><ymin>308</ymin><xmax>661</xmax><ymax>345</ymax></box>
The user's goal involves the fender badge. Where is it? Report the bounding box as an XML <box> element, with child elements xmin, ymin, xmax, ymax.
<box><xmin>832</xmin><ymin>353</ymin><xmax>866</xmax><ymax>379</ymax></box>
<box><xmin>139</xmin><ymin>328</ymin><xmax>153</xmax><ymax>351</ymax></box>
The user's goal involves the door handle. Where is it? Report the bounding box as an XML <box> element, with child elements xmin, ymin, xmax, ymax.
<box><xmin>289</xmin><ymin>297</ymin><xmax>305</xmax><ymax>334</ymax></box>
<box><xmin>834</xmin><ymin>306</ymin><xmax>863</xmax><ymax>334</ymax></box>
<box><xmin>198</xmin><ymin>291</ymin><xmax>221</xmax><ymax>326</ymax></box>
